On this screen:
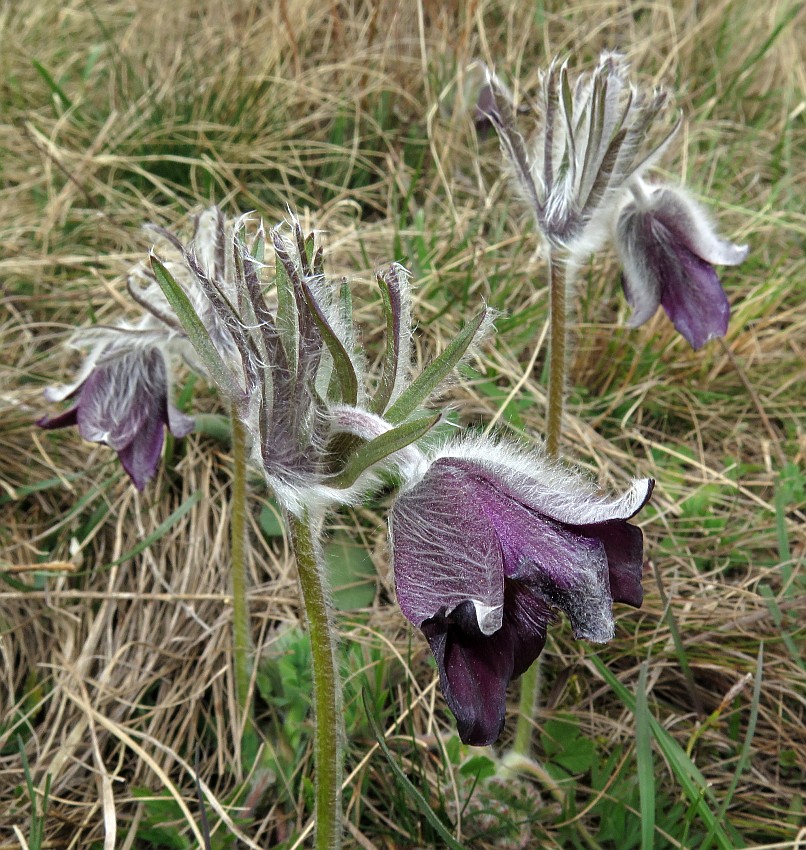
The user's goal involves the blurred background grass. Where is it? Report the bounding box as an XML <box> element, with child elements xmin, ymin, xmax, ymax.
<box><xmin>1</xmin><ymin>0</ymin><xmax>804</xmax><ymax>847</ymax></box>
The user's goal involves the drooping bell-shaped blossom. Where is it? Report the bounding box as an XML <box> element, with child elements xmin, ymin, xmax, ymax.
<box><xmin>37</xmin><ymin>208</ymin><xmax>243</xmax><ymax>492</ymax></box>
<box><xmin>616</xmin><ymin>179</ymin><xmax>749</xmax><ymax>349</ymax></box>
<box><xmin>38</xmin><ymin>335</ymin><xmax>193</xmax><ymax>490</ymax></box>
<box><xmin>483</xmin><ymin>52</ymin><xmax>678</xmax><ymax>258</ymax></box>
<box><xmin>390</xmin><ymin>436</ymin><xmax>653</xmax><ymax>746</ymax></box>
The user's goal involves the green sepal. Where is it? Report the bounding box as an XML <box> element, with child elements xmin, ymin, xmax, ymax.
<box><xmin>299</xmin><ymin>278</ymin><xmax>358</xmax><ymax>406</ymax></box>
<box><xmin>369</xmin><ymin>272</ymin><xmax>398</xmax><ymax>415</ymax></box>
<box><xmin>328</xmin><ymin>411</ymin><xmax>439</xmax><ymax>490</ymax></box>
<box><xmin>251</xmin><ymin>229</ymin><xmax>265</xmax><ymax>265</ymax></box>
<box><xmin>338</xmin><ymin>277</ymin><xmax>354</xmax><ymax>327</ymax></box>
<box><xmin>327</xmin><ymin>279</ymin><xmax>355</xmax><ymax>401</ymax></box>
<box><xmin>385</xmin><ymin>308</ymin><xmax>487</xmax><ymax>424</ymax></box>
<box><xmin>150</xmin><ymin>256</ymin><xmax>242</xmax><ymax>400</ymax></box>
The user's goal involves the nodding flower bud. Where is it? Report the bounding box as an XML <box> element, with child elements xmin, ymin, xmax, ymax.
<box><xmin>483</xmin><ymin>52</ymin><xmax>679</xmax><ymax>261</ymax></box>
<box><xmin>615</xmin><ymin>179</ymin><xmax>749</xmax><ymax>350</ymax></box>
<box><xmin>389</xmin><ymin>434</ymin><xmax>653</xmax><ymax>746</ymax></box>
<box><xmin>38</xmin><ymin>325</ymin><xmax>194</xmax><ymax>491</ymax></box>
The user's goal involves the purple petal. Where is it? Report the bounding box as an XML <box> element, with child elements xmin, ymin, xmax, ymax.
<box><xmin>37</xmin><ymin>406</ymin><xmax>79</xmax><ymax>430</ymax></box>
<box><xmin>506</xmin><ymin>579</ymin><xmax>554</xmax><ymax>679</ymax></box>
<box><xmin>658</xmin><ymin>244</ymin><xmax>730</xmax><ymax>349</ymax></box>
<box><xmin>579</xmin><ymin>520</ymin><xmax>645</xmax><ymax>608</ymax></box>
<box><xmin>115</xmin><ymin>409</ymin><xmax>166</xmax><ymax>491</ymax></box>
<box><xmin>422</xmin><ymin>601</ymin><xmax>514</xmax><ymax>746</ymax></box>
<box><xmin>649</xmin><ymin>185</ymin><xmax>749</xmax><ymax>267</ymax></box>
<box><xmin>616</xmin><ymin>203</ymin><xmax>663</xmax><ymax>328</ymax></box>
<box><xmin>75</xmin><ymin>350</ymin><xmax>169</xmax><ymax>449</ymax></box>
<box><xmin>410</xmin><ymin>457</ymin><xmax>653</xmax><ymax>642</ymax></box>
<box><xmin>436</xmin><ymin>456</ymin><xmax>654</xmax><ymax>528</ymax></box>
<box><xmin>167</xmin><ymin>403</ymin><xmax>195</xmax><ymax>437</ymax></box>
<box><xmin>463</xmin><ymin>468</ymin><xmax>615</xmax><ymax>642</ymax></box>
<box><xmin>391</xmin><ymin>462</ymin><xmax>505</xmax><ymax>633</ymax></box>
<box><xmin>422</xmin><ymin>583</ymin><xmax>552</xmax><ymax>746</ymax></box>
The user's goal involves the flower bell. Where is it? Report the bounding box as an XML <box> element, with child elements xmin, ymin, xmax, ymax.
<box><xmin>38</xmin><ymin>334</ymin><xmax>193</xmax><ymax>491</ymax></box>
<box><xmin>615</xmin><ymin>179</ymin><xmax>749</xmax><ymax>349</ymax></box>
<box><xmin>390</xmin><ymin>436</ymin><xmax>653</xmax><ymax>746</ymax></box>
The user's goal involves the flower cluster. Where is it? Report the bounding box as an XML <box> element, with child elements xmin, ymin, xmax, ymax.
<box><xmin>39</xmin><ymin>205</ymin><xmax>654</xmax><ymax>748</ymax></box>
<box><xmin>483</xmin><ymin>52</ymin><xmax>748</xmax><ymax>348</ymax></box>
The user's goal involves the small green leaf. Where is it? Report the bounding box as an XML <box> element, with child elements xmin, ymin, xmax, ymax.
<box><xmin>192</xmin><ymin>413</ymin><xmax>231</xmax><ymax>443</ymax></box>
<box><xmin>150</xmin><ymin>256</ymin><xmax>240</xmax><ymax>399</ymax></box>
<box><xmin>460</xmin><ymin>755</ymin><xmax>496</xmax><ymax>781</ymax></box>
<box><xmin>258</xmin><ymin>502</ymin><xmax>285</xmax><ymax>539</ymax></box>
<box><xmin>329</xmin><ymin>411</ymin><xmax>439</xmax><ymax>490</ymax></box>
<box><xmin>325</xmin><ymin>536</ymin><xmax>376</xmax><ymax>610</ymax></box>
<box><xmin>385</xmin><ymin>309</ymin><xmax>487</xmax><ymax>424</ymax></box>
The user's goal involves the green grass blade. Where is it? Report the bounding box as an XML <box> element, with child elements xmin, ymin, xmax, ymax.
<box><xmin>720</xmin><ymin>4</ymin><xmax>801</xmax><ymax>102</ymax></box>
<box><xmin>701</xmin><ymin>644</ymin><xmax>764</xmax><ymax>850</ymax></box>
<box><xmin>635</xmin><ymin>661</ymin><xmax>655</xmax><ymax>850</ymax></box>
<box><xmin>590</xmin><ymin>655</ymin><xmax>742</xmax><ymax>850</ymax></box>
<box><xmin>104</xmin><ymin>491</ymin><xmax>202</xmax><ymax>569</ymax></box>
<box><xmin>362</xmin><ymin>689</ymin><xmax>469</xmax><ymax>850</ymax></box>
<box><xmin>758</xmin><ymin>586</ymin><xmax>804</xmax><ymax>672</ymax></box>
<box><xmin>31</xmin><ymin>59</ymin><xmax>74</xmax><ymax>113</ymax></box>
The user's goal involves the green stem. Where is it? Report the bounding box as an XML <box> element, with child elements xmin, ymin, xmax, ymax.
<box><xmin>545</xmin><ymin>254</ymin><xmax>566</xmax><ymax>458</ymax></box>
<box><xmin>513</xmin><ymin>252</ymin><xmax>567</xmax><ymax>757</ymax></box>
<box><xmin>289</xmin><ymin>509</ymin><xmax>342</xmax><ymax>850</ymax></box>
<box><xmin>229</xmin><ymin>408</ymin><xmax>253</xmax><ymax>736</ymax></box>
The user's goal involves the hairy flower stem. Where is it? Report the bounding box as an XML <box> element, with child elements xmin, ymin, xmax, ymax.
<box><xmin>545</xmin><ymin>254</ymin><xmax>566</xmax><ymax>458</ymax></box>
<box><xmin>289</xmin><ymin>509</ymin><xmax>342</xmax><ymax>850</ymax></box>
<box><xmin>513</xmin><ymin>253</ymin><xmax>566</xmax><ymax>757</ymax></box>
<box><xmin>229</xmin><ymin>408</ymin><xmax>254</xmax><ymax>741</ymax></box>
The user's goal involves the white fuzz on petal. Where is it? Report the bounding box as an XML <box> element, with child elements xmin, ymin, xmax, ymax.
<box><xmin>419</xmin><ymin>432</ymin><xmax>653</xmax><ymax>525</ymax></box>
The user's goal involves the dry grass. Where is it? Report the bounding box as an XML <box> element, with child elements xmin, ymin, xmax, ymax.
<box><xmin>1</xmin><ymin>0</ymin><xmax>804</xmax><ymax>847</ymax></box>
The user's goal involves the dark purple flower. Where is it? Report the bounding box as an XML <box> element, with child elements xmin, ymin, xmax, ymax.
<box><xmin>616</xmin><ymin>181</ymin><xmax>749</xmax><ymax>350</ymax></box>
<box><xmin>39</xmin><ymin>345</ymin><xmax>193</xmax><ymax>491</ymax></box>
<box><xmin>390</xmin><ymin>439</ymin><xmax>653</xmax><ymax>746</ymax></box>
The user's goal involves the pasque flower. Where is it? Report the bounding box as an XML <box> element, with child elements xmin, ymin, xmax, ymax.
<box><xmin>38</xmin><ymin>334</ymin><xmax>194</xmax><ymax>490</ymax></box>
<box><xmin>616</xmin><ymin>179</ymin><xmax>749</xmax><ymax>349</ymax></box>
<box><xmin>36</xmin><ymin>209</ymin><xmax>241</xmax><ymax>492</ymax></box>
<box><xmin>390</xmin><ymin>436</ymin><xmax>653</xmax><ymax>746</ymax></box>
